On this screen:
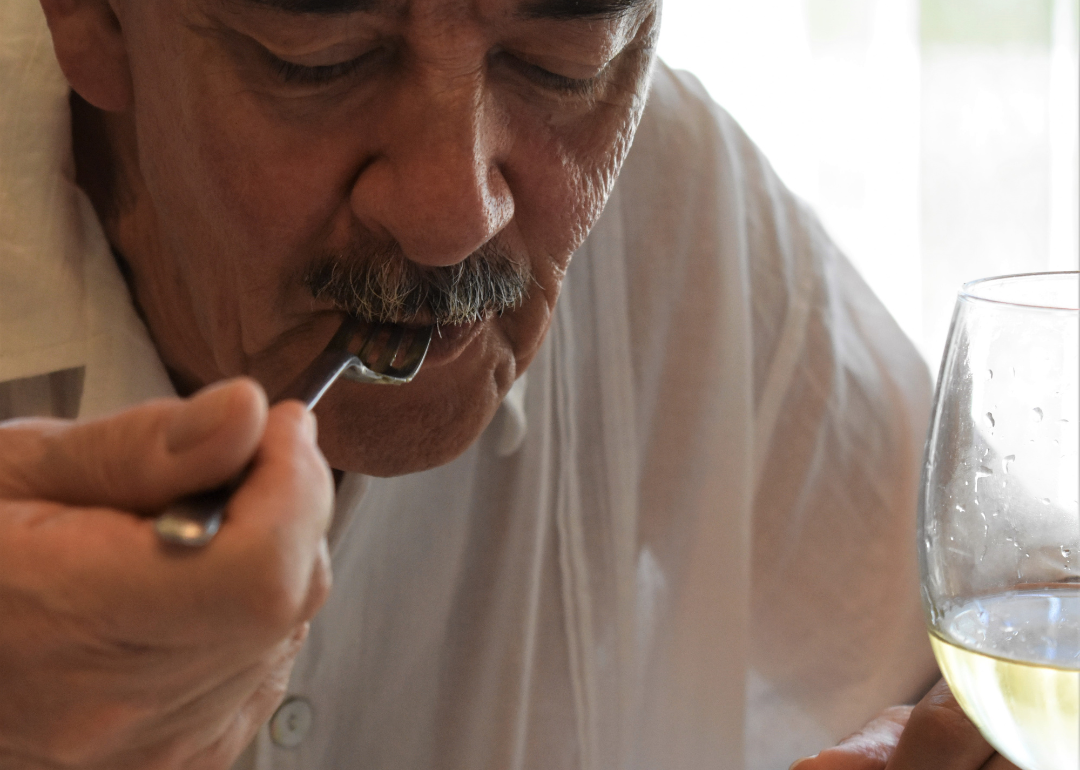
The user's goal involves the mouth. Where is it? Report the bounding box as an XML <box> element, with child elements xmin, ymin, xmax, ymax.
<box><xmin>343</xmin><ymin>314</ymin><xmax>486</xmax><ymax>372</ymax></box>
<box><xmin>423</xmin><ymin>319</ymin><xmax>485</xmax><ymax>367</ymax></box>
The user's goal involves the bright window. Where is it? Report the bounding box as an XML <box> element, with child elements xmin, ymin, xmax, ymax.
<box><xmin>657</xmin><ymin>0</ymin><xmax>1079</xmax><ymax>363</ymax></box>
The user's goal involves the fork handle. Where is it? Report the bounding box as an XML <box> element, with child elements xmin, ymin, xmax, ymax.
<box><xmin>154</xmin><ymin>472</ymin><xmax>246</xmax><ymax>546</ymax></box>
<box><xmin>152</xmin><ymin>349</ymin><xmax>355</xmax><ymax>547</ymax></box>
<box><xmin>274</xmin><ymin>348</ymin><xmax>357</xmax><ymax>408</ymax></box>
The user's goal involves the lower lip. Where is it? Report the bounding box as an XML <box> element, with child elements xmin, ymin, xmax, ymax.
<box><xmin>419</xmin><ymin>320</ymin><xmax>484</xmax><ymax>368</ymax></box>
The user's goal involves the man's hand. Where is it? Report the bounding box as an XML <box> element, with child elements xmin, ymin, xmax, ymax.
<box><xmin>0</xmin><ymin>379</ymin><xmax>334</xmax><ymax>769</ymax></box>
<box><xmin>792</xmin><ymin>679</ymin><xmax>1020</xmax><ymax>770</ymax></box>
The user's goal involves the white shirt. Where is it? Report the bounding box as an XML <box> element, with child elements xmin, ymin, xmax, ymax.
<box><xmin>1</xmin><ymin>3</ymin><xmax>938</xmax><ymax>768</ymax></box>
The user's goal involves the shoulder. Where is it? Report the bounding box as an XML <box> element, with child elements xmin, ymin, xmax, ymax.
<box><xmin>620</xmin><ymin>62</ymin><xmax>768</xmax><ymax>220</ymax></box>
<box><xmin>613</xmin><ymin>61</ymin><xmax>836</xmax><ymax>400</ymax></box>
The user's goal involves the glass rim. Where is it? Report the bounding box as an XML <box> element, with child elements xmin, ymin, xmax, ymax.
<box><xmin>960</xmin><ymin>271</ymin><xmax>1079</xmax><ymax>311</ymax></box>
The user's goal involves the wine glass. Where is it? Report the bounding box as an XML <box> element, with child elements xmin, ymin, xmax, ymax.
<box><xmin>919</xmin><ymin>272</ymin><xmax>1079</xmax><ymax>770</ymax></box>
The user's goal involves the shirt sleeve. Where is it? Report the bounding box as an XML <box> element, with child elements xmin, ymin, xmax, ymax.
<box><xmin>741</xmin><ymin>109</ymin><xmax>939</xmax><ymax>766</ymax></box>
<box><xmin>618</xmin><ymin>62</ymin><xmax>939</xmax><ymax>768</ymax></box>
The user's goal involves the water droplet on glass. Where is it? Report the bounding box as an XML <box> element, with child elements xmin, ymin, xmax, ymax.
<box><xmin>1003</xmin><ymin>455</ymin><xmax>1015</xmax><ymax>474</ymax></box>
<box><xmin>988</xmin><ymin>369</ymin><xmax>994</xmax><ymax>379</ymax></box>
<box><xmin>986</xmin><ymin>412</ymin><xmax>996</xmax><ymax>428</ymax></box>
<box><xmin>1010</xmin><ymin>367</ymin><xmax>1016</xmax><ymax>377</ymax></box>
<box><xmin>1062</xmin><ymin>546</ymin><xmax>1073</xmax><ymax>559</ymax></box>
<box><xmin>1032</xmin><ymin>407</ymin><xmax>1043</xmax><ymax>422</ymax></box>
<box><xmin>1041</xmin><ymin>498</ymin><xmax>1051</xmax><ymax>505</ymax></box>
<box><xmin>955</xmin><ymin>504</ymin><xmax>965</xmax><ymax>513</ymax></box>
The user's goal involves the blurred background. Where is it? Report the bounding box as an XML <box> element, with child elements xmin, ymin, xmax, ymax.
<box><xmin>657</xmin><ymin>0</ymin><xmax>1079</xmax><ymax>365</ymax></box>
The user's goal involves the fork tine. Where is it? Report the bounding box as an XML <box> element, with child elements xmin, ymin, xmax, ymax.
<box><xmin>386</xmin><ymin>326</ymin><xmax>433</xmax><ymax>377</ymax></box>
<box><xmin>357</xmin><ymin>323</ymin><xmax>392</xmax><ymax>367</ymax></box>
<box><xmin>347</xmin><ymin>323</ymin><xmax>432</xmax><ymax>383</ymax></box>
<box><xmin>372</xmin><ymin>324</ymin><xmax>405</xmax><ymax>372</ymax></box>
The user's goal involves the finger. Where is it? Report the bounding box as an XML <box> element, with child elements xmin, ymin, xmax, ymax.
<box><xmin>884</xmin><ymin>679</ymin><xmax>996</xmax><ymax>770</ymax></box>
<box><xmin>792</xmin><ymin>707</ymin><xmax>911</xmax><ymax>770</ymax></box>
<box><xmin>1</xmin><ymin>398</ymin><xmax>331</xmax><ymax>649</ymax></box>
<box><xmin>75</xmin><ymin>400</ymin><xmax>333</xmax><ymax>641</ymax></box>
<box><xmin>204</xmin><ymin>400</ymin><xmax>334</xmax><ymax>634</ymax></box>
<box><xmin>0</xmin><ymin>378</ymin><xmax>268</xmax><ymax>511</ymax></box>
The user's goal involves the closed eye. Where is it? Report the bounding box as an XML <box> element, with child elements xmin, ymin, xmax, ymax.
<box><xmin>493</xmin><ymin>51</ymin><xmax>601</xmax><ymax>97</ymax></box>
<box><xmin>266</xmin><ymin>49</ymin><xmax>384</xmax><ymax>85</ymax></box>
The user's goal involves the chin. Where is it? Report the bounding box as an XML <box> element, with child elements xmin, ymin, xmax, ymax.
<box><xmin>311</xmin><ymin>322</ymin><xmax>516</xmax><ymax>477</ymax></box>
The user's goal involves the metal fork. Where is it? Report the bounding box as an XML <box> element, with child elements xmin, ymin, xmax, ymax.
<box><xmin>153</xmin><ymin>319</ymin><xmax>433</xmax><ymax>547</ymax></box>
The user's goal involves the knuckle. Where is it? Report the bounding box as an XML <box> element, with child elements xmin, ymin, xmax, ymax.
<box><xmin>41</xmin><ymin>403</ymin><xmax>171</xmax><ymax>507</ymax></box>
<box><xmin>913</xmin><ymin>691</ymin><xmax>985</xmax><ymax>745</ymax></box>
<box><xmin>237</xmin><ymin>534</ymin><xmax>331</xmax><ymax>638</ymax></box>
<box><xmin>249</xmin><ymin>571</ymin><xmax>308</xmax><ymax>634</ymax></box>
<box><xmin>793</xmin><ymin>749</ymin><xmax>881</xmax><ymax>770</ymax></box>
<box><xmin>0</xmin><ymin>420</ymin><xmax>61</xmax><ymax>498</ymax></box>
<box><xmin>878</xmin><ymin>705</ymin><xmax>914</xmax><ymax>724</ymax></box>
<box><xmin>239</xmin><ymin>548</ymin><xmax>314</xmax><ymax>635</ymax></box>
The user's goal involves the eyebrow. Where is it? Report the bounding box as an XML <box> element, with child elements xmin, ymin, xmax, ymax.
<box><xmin>518</xmin><ymin>0</ymin><xmax>648</xmax><ymax>20</ymax></box>
<box><xmin>235</xmin><ymin>0</ymin><xmax>647</xmax><ymax>18</ymax></box>
<box><xmin>235</xmin><ymin>0</ymin><xmax>380</xmax><ymax>13</ymax></box>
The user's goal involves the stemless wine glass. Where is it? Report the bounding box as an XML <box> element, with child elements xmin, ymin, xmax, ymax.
<box><xmin>920</xmin><ymin>272</ymin><xmax>1079</xmax><ymax>770</ymax></box>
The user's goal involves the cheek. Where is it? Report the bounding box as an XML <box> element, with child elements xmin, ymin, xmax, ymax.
<box><xmin>508</xmin><ymin>98</ymin><xmax>643</xmax><ymax>263</ymax></box>
<box><xmin>132</xmin><ymin>38</ymin><xmax>352</xmax><ymax>278</ymax></box>
<box><xmin>163</xmin><ymin>99</ymin><xmax>344</xmax><ymax>263</ymax></box>
<box><xmin>497</xmin><ymin>92</ymin><xmax>646</xmax><ymax>370</ymax></box>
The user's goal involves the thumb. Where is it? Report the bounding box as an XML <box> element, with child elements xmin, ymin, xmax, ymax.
<box><xmin>0</xmin><ymin>378</ymin><xmax>267</xmax><ymax>512</ymax></box>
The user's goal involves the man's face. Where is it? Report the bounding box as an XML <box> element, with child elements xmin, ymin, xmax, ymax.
<box><xmin>109</xmin><ymin>0</ymin><xmax>657</xmax><ymax>475</ymax></box>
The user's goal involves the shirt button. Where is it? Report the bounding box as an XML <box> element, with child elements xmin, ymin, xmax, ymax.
<box><xmin>269</xmin><ymin>696</ymin><xmax>313</xmax><ymax>748</ymax></box>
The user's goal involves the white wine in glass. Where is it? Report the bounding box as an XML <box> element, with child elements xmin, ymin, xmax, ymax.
<box><xmin>920</xmin><ymin>272</ymin><xmax>1079</xmax><ymax>770</ymax></box>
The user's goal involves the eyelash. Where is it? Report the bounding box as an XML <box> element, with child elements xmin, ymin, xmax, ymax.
<box><xmin>266</xmin><ymin>49</ymin><xmax>600</xmax><ymax>97</ymax></box>
<box><xmin>517</xmin><ymin>61</ymin><xmax>599</xmax><ymax>97</ymax></box>
<box><xmin>269</xmin><ymin>54</ymin><xmax>371</xmax><ymax>85</ymax></box>
<box><xmin>494</xmin><ymin>52</ymin><xmax>601</xmax><ymax>98</ymax></box>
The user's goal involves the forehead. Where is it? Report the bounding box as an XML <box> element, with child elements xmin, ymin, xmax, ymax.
<box><xmin>227</xmin><ymin>0</ymin><xmax>651</xmax><ymax>20</ymax></box>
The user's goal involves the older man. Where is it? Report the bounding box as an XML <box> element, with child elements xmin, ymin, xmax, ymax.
<box><xmin>0</xmin><ymin>0</ymin><xmax>1016</xmax><ymax>768</ymax></box>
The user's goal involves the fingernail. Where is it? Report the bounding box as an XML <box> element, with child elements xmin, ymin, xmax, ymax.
<box><xmin>165</xmin><ymin>381</ymin><xmax>237</xmax><ymax>453</ymax></box>
<box><xmin>303</xmin><ymin>410</ymin><xmax>318</xmax><ymax>443</ymax></box>
<box><xmin>789</xmin><ymin>757</ymin><xmax>817</xmax><ymax>770</ymax></box>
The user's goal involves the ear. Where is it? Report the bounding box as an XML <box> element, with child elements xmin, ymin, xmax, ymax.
<box><xmin>38</xmin><ymin>0</ymin><xmax>133</xmax><ymax>112</ymax></box>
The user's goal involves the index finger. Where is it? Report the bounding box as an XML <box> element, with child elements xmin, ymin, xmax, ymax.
<box><xmin>1</xmin><ymin>400</ymin><xmax>333</xmax><ymax>652</ymax></box>
<box><xmin>792</xmin><ymin>707</ymin><xmax>911</xmax><ymax>770</ymax></box>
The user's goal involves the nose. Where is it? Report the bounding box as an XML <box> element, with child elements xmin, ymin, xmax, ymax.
<box><xmin>351</xmin><ymin>74</ymin><xmax>515</xmax><ymax>268</ymax></box>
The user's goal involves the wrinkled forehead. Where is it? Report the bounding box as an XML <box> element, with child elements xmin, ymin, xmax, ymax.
<box><xmin>216</xmin><ymin>0</ymin><xmax>653</xmax><ymax>19</ymax></box>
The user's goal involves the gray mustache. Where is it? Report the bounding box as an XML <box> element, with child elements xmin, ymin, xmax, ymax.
<box><xmin>304</xmin><ymin>242</ymin><xmax>532</xmax><ymax>327</ymax></box>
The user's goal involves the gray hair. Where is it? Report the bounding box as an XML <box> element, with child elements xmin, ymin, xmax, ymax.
<box><xmin>304</xmin><ymin>241</ymin><xmax>532</xmax><ymax>327</ymax></box>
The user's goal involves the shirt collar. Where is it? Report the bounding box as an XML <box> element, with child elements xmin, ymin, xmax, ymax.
<box><xmin>0</xmin><ymin>1</ymin><xmax>174</xmax><ymax>416</ymax></box>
